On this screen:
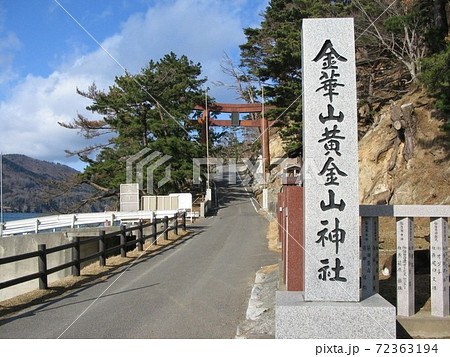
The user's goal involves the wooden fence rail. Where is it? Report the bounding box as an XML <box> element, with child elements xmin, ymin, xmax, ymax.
<box><xmin>0</xmin><ymin>212</ymin><xmax>186</xmax><ymax>293</ymax></box>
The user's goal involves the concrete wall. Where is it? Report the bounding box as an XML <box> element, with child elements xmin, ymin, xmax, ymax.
<box><xmin>0</xmin><ymin>231</ymin><xmax>73</xmax><ymax>301</ymax></box>
<box><xmin>0</xmin><ymin>226</ymin><xmax>125</xmax><ymax>302</ymax></box>
<box><xmin>0</xmin><ymin>217</ymin><xmax>176</xmax><ymax>302</ymax></box>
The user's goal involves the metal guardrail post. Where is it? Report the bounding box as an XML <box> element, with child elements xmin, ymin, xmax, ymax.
<box><xmin>72</xmin><ymin>237</ymin><xmax>80</xmax><ymax>277</ymax></box>
<box><xmin>99</xmin><ymin>230</ymin><xmax>106</xmax><ymax>267</ymax></box>
<box><xmin>38</xmin><ymin>244</ymin><xmax>48</xmax><ymax>289</ymax></box>
<box><xmin>35</xmin><ymin>219</ymin><xmax>40</xmax><ymax>233</ymax></box>
<box><xmin>120</xmin><ymin>225</ymin><xmax>127</xmax><ymax>258</ymax></box>
<box><xmin>137</xmin><ymin>219</ymin><xmax>144</xmax><ymax>251</ymax></box>
<box><xmin>164</xmin><ymin>216</ymin><xmax>169</xmax><ymax>240</ymax></box>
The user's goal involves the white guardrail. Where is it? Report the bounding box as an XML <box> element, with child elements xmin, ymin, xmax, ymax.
<box><xmin>0</xmin><ymin>210</ymin><xmax>181</xmax><ymax>236</ymax></box>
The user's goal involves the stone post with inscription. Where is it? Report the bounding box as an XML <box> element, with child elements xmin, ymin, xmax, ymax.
<box><xmin>276</xmin><ymin>18</ymin><xmax>396</xmax><ymax>339</ymax></box>
<box><xmin>430</xmin><ymin>217</ymin><xmax>449</xmax><ymax>317</ymax></box>
<box><xmin>120</xmin><ymin>183</ymin><xmax>140</xmax><ymax>212</ymax></box>
<box><xmin>396</xmin><ymin>217</ymin><xmax>415</xmax><ymax>316</ymax></box>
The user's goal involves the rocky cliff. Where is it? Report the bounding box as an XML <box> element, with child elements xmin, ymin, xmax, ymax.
<box><xmin>266</xmin><ymin>88</ymin><xmax>449</xmax><ymax>207</ymax></box>
<box><xmin>358</xmin><ymin>88</ymin><xmax>449</xmax><ymax>205</ymax></box>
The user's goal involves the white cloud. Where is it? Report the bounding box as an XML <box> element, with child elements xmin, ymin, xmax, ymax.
<box><xmin>0</xmin><ymin>0</ymin><xmax>267</xmax><ymax>167</ymax></box>
<box><xmin>0</xmin><ymin>72</ymin><xmax>95</xmax><ymax>163</ymax></box>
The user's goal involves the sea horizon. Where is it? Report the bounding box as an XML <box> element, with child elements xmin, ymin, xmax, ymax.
<box><xmin>1</xmin><ymin>212</ymin><xmax>43</xmax><ymax>222</ymax></box>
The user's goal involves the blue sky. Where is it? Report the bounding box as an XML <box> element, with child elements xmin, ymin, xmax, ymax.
<box><xmin>0</xmin><ymin>0</ymin><xmax>269</xmax><ymax>170</ymax></box>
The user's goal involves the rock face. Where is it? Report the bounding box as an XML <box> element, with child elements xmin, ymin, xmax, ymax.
<box><xmin>266</xmin><ymin>89</ymin><xmax>448</xmax><ymax>207</ymax></box>
<box><xmin>269</xmin><ymin>131</ymin><xmax>286</xmax><ymax>160</ymax></box>
<box><xmin>358</xmin><ymin>89</ymin><xmax>449</xmax><ymax>205</ymax></box>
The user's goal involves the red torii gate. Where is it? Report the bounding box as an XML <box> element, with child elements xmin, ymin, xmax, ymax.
<box><xmin>193</xmin><ymin>102</ymin><xmax>276</xmax><ymax>177</ymax></box>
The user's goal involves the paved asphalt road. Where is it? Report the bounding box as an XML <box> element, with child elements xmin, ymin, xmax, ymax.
<box><xmin>0</xmin><ymin>174</ymin><xmax>278</xmax><ymax>339</ymax></box>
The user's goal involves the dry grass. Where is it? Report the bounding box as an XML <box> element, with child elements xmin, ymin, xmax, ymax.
<box><xmin>378</xmin><ymin>217</ymin><xmax>431</xmax><ymax>251</ymax></box>
<box><xmin>0</xmin><ymin>229</ymin><xmax>192</xmax><ymax>320</ymax></box>
<box><xmin>258</xmin><ymin>264</ymin><xmax>279</xmax><ymax>275</ymax></box>
<box><xmin>267</xmin><ymin>219</ymin><xmax>281</xmax><ymax>253</ymax></box>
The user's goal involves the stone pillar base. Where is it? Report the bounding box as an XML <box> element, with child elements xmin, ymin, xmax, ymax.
<box><xmin>276</xmin><ymin>291</ymin><xmax>396</xmax><ymax>339</ymax></box>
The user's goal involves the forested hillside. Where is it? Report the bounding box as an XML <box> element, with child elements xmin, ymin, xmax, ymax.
<box><xmin>1</xmin><ymin>154</ymin><xmax>107</xmax><ymax>213</ymax></box>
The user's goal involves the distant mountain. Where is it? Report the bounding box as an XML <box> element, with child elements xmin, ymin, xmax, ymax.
<box><xmin>1</xmin><ymin>154</ymin><xmax>107</xmax><ymax>213</ymax></box>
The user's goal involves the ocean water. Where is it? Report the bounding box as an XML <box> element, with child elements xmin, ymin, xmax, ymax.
<box><xmin>1</xmin><ymin>212</ymin><xmax>42</xmax><ymax>222</ymax></box>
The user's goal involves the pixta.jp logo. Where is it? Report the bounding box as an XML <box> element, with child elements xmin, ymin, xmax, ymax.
<box><xmin>126</xmin><ymin>149</ymin><xmax>171</xmax><ymax>194</ymax></box>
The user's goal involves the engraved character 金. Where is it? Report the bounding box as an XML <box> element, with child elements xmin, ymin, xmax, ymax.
<box><xmin>313</xmin><ymin>39</ymin><xmax>348</xmax><ymax>70</ymax></box>
<box><xmin>313</xmin><ymin>39</ymin><xmax>347</xmax><ymax>102</ymax></box>
<box><xmin>318</xmin><ymin>157</ymin><xmax>347</xmax><ymax>186</ymax></box>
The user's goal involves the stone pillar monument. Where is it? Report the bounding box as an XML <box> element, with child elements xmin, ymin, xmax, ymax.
<box><xmin>276</xmin><ymin>18</ymin><xmax>396</xmax><ymax>339</ymax></box>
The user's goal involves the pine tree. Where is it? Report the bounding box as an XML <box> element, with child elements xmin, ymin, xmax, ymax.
<box><xmin>239</xmin><ymin>0</ymin><xmax>448</xmax><ymax>154</ymax></box>
<box><xmin>239</xmin><ymin>0</ymin><xmax>351</xmax><ymax>156</ymax></box>
<box><xmin>60</xmin><ymin>53</ymin><xmax>207</xmax><ymax>203</ymax></box>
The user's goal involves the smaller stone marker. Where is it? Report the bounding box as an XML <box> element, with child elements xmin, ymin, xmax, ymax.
<box><xmin>120</xmin><ymin>183</ymin><xmax>140</xmax><ymax>211</ymax></box>
<box><xmin>361</xmin><ymin>217</ymin><xmax>379</xmax><ymax>299</ymax></box>
<box><xmin>430</xmin><ymin>217</ymin><xmax>449</xmax><ymax>317</ymax></box>
<box><xmin>396</xmin><ymin>216</ymin><xmax>415</xmax><ymax>316</ymax></box>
